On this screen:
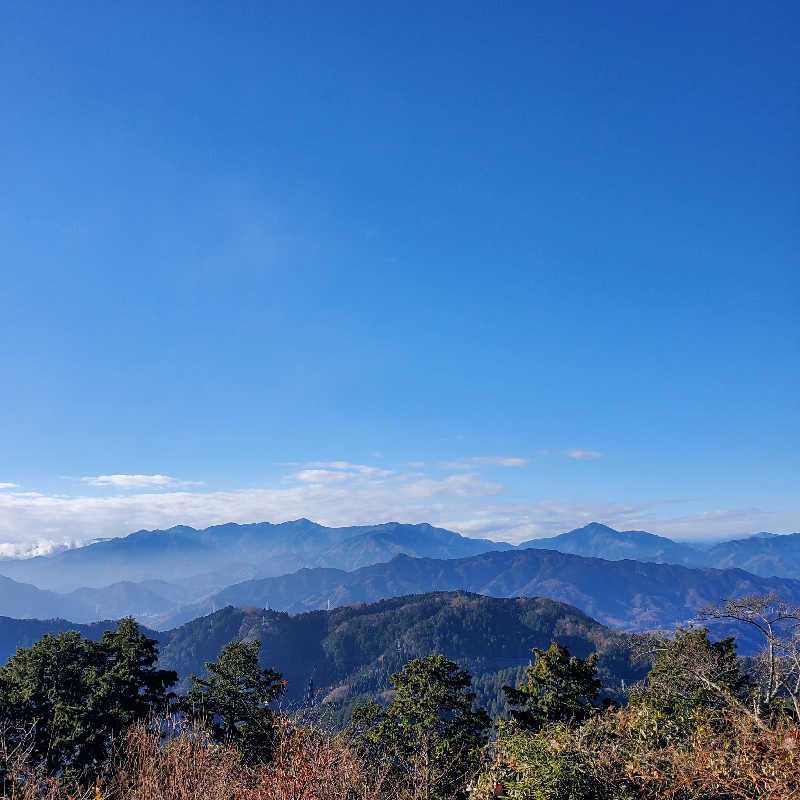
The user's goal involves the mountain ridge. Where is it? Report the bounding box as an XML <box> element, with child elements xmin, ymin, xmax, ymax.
<box><xmin>0</xmin><ymin>520</ymin><xmax>510</xmax><ymax>592</ymax></box>
<box><xmin>3</xmin><ymin>520</ymin><xmax>800</xmax><ymax>627</ymax></box>
<box><xmin>154</xmin><ymin>547</ymin><xmax>800</xmax><ymax>640</ymax></box>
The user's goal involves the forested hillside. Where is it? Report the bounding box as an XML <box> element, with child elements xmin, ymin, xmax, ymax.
<box><xmin>155</xmin><ymin>592</ymin><xmax>644</xmax><ymax>717</ymax></box>
<box><xmin>0</xmin><ymin>592</ymin><xmax>644</xmax><ymax>722</ymax></box>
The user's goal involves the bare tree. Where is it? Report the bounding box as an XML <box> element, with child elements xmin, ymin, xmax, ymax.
<box><xmin>700</xmin><ymin>593</ymin><xmax>800</xmax><ymax>721</ymax></box>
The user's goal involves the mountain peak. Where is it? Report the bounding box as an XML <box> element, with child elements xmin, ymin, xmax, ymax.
<box><xmin>577</xmin><ymin>522</ymin><xmax>619</xmax><ymax>534</ymax></box>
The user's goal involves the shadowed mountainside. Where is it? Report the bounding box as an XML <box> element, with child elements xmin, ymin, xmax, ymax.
<box><xmin>157</xmin><ymin>548</ymin><xmax>800</xmax><ymax>636</ymax></box>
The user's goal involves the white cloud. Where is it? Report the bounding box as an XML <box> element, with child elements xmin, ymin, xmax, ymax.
<box><xmin>444</xmin><ymin>502</ymin><xmax>800</xmax><ymax>545</ymax></box>
<box><xmin>0</xmin><ymin>462</ymin><xmax>798</xmax><ymax>558</ymax></box>
<box><xmin>566</xmin><ymin>449</ymin><xmax>603</xmax><ymax>461</ymax></box>
<box><xmin>293</xmin><ymin>469</ymin><xmax>352</xmax><ymax>484</ymax></box>
<box><xmin>80</xmin><ymin>474</ymin><xmax>203</xmax><ymax>489</ymax></box>
<box><xmin>0</xmin><ymin>483</ymin><xmax>20</xmax><ymax>490</ymax></box>
<box><xmin>397</xmin><ymin>472</ymin><xmax>501</xmax><ymax>500</ymax></box>
<box><xmin>0</xmin><ymin>467</ymin><xmax>500</xmax><ymax>557</ymax></box>
<box><xmin>442</xmin><ymin>456</ymin><xmax>528</xmax><ymax>470</ymax></box>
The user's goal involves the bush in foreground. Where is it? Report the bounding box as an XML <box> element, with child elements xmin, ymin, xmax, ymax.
<box><xmin>475</xmin><ymin>706</ymin><xmax>800</xmax><ymax>800</ymax></box>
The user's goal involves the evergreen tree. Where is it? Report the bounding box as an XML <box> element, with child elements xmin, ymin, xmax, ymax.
<box><xmin>503</xmin><ymin>640</ymin><xmax>601</xmax><ymax>731</ymax></box>
<box><xmin>181</xmin><ymin>639</ymin><xmax>285</xmax><ymax>764</ymax></box>
<box><xmin>631</xmin><ymin>628</ymin><xmax>751</xmax><ymax>721</ymax></box>
<box><xmin>0</xmin><ymin>619</ymin><xmax>176</xmax><ymax>779</ymax></box>
<box><xmin>0</xmin><ymin>631</ymin><xmax>96</xmax><ymax>776</ymax></box>
<box><xmin>352</xmin><ymin>654</ymin><xmax>489</xmax><ymax>800</ymax></box>
<box><xmin>90</xmin><ymin>618</ymin><xmax>178</xmax><ymax>739</ymax></box>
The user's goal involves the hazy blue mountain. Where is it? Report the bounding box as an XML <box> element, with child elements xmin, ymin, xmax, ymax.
<box><xmin>312</xmin><ymin>522</ymin><xmax>513</xmax><ymax>570</ymax></box>
<box><xmin>158</xmin><ymin>566</ymin><xmax>353</xmax><ymax>628</ymax></box>
<box><xmin>0</xmin><ymin>574</ymin><xmax>173</xmax><ymax>623</ymax></box>
<box><xmin>519</xmin><ymin>523</ymin><xmax>800</xmax><ymax>579</ymax></box>
<box><xmin>64</xmin><ymin>581</ymin><xmax>174</xmax><ymax>619</ymax></box>
<box><xmin>158</xmin><ymin>549</ymin><xmax>800</xmax><ymax>635</ymax></box>
<box><xmin>135</xmin><ymin>579</ymin><xmax>201</xmax><ymax>604</ymax></box>
<box><xmin>3</xmin><ymin>516</ymin><xmax>800</xmax><ymax>593</ymax></box>
<box><xmin>0</xmin><ymin>520</ymin><xmax>509</xmax><ymax>592</ymax></box>
<box><xmin>3</xmin><ymin>519</ymin><xmax>800</xmax><ymax>627</ymax></box>
<box><xmin>704</xmin><ymin>532</ymin><xmax>800</xmax><ymax>578</ymax></box>
<box><xmin>0</xmin><ymin>575</ymin><xmax>78</xmax><ymax>620</ymax></box>
<box><xmin>0</xmin><ymin>519</ymin><xmax>336</xmax><ymax>590</ymax></box>
<box><xmin>519</xmin><ymin>522</ymin><xmax>701</xmax><ymax>565</ymax></box>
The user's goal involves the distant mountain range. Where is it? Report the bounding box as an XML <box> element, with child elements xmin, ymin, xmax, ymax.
<box><xmin>0</xmin><ymin>592</ymin><xmax>647</xmax><ymax>720</ymax></box>
<box><xmin>520</xmin><ymin>523</ymin><xmax>699</xmax><ymax>563</ymax></box>
<box><xmin>1</xmin><ymin>520</ymin><xmax>800</xmax><ymax>630</ymax></box>
<box><xmin>522</xmin><ymin>522</ymin><xmax>800</xmax><ymax>578</ymax></box>
<box><xmin>0</xmin><ymin>575</ymin><xmax>175</xmax><ymax>622</ymax></box>
<box><xmin>0</xmin><ymin>520</ymin><xmax>511</xmax><ymax>592</ymax></box>
<box><xmin>156</xmin><ymin>548</ymin><xmax>800</xmax><ymax>638</ymax></box>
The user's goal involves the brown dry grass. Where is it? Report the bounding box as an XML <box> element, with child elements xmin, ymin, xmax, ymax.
<box><xmin>4</xmin><ymin>710</ymin><xmax>799</xmax><ymax>800</ymax></box>
<box><xmin>2</xmin><ymin>719</ymin><xmax>398</xmax><ymax>800</ymax></box>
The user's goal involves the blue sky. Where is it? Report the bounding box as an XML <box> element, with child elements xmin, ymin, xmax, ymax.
<box><xmin>1</xmin><ymin>1</ymin><xmax>798</xmax><ymax>554</ymax></box>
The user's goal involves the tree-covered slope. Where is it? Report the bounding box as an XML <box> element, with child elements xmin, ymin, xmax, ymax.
<box><xmin>0</xmin><ymin>592</ymin><xmax>644</xmax><ymax>721</ymax></box>
<box><xmin>155</xmin><ymin>591</ymin><xmax>644</xmax><ymax>715</ymax></box>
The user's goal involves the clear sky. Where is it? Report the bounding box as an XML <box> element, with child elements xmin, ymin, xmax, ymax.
<box><xmin>1</xmin><ymin>1</ymin><xmax>798</xmax><ymax>554</ymax></box>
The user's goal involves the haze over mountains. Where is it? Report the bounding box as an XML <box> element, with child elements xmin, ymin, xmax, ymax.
<box><xmin>522</xmin><ymin>523</ymin><xmax>800</xmax><ymax>578</ymax></box>
<box><xmin>1</xmin><ymin>520</ymin><xmax>799</xmax><ymax>638</ymax></box>
<box><xmin>0</xmin><ymin>575</ymin><xmax>175</xmax><ymax>623</ymax></box>
<box><xmin>0</xmin><ymin>520</ymin><xmax>512</xmax><ymax>592</ymax></box>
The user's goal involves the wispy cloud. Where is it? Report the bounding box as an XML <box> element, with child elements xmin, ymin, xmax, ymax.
<box><xmin>565</xmin><ymin>449</ymin><xmax>603</xmax><ymax>461</ymax></box>
<box><xmin>473</xmin><ymin>456</ymin><xmax>528</xmax><ymax>467</ymax></box>
<box><xmin>442</xmin><ymin>456</ymin><xmax>528</xmax><ymax>470</ymax></box>
<box><xmin>293</xmin><ymin>469</ymin><xmax>353</xmax><ymax>484</ymax></box>
<box><xmin>0</xmin><ymin>483</ymin><xmax>20</xmax><ymax>490</ymax></box>
<box><xmin>307</xmin><ymin>461</ymin><xmax>394</xmax><ymax>477</ymax></box>
<box><xmin>79</xmin><ymin>474</ymin><xmax>203</xmax><ymax>489</ymax></box>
